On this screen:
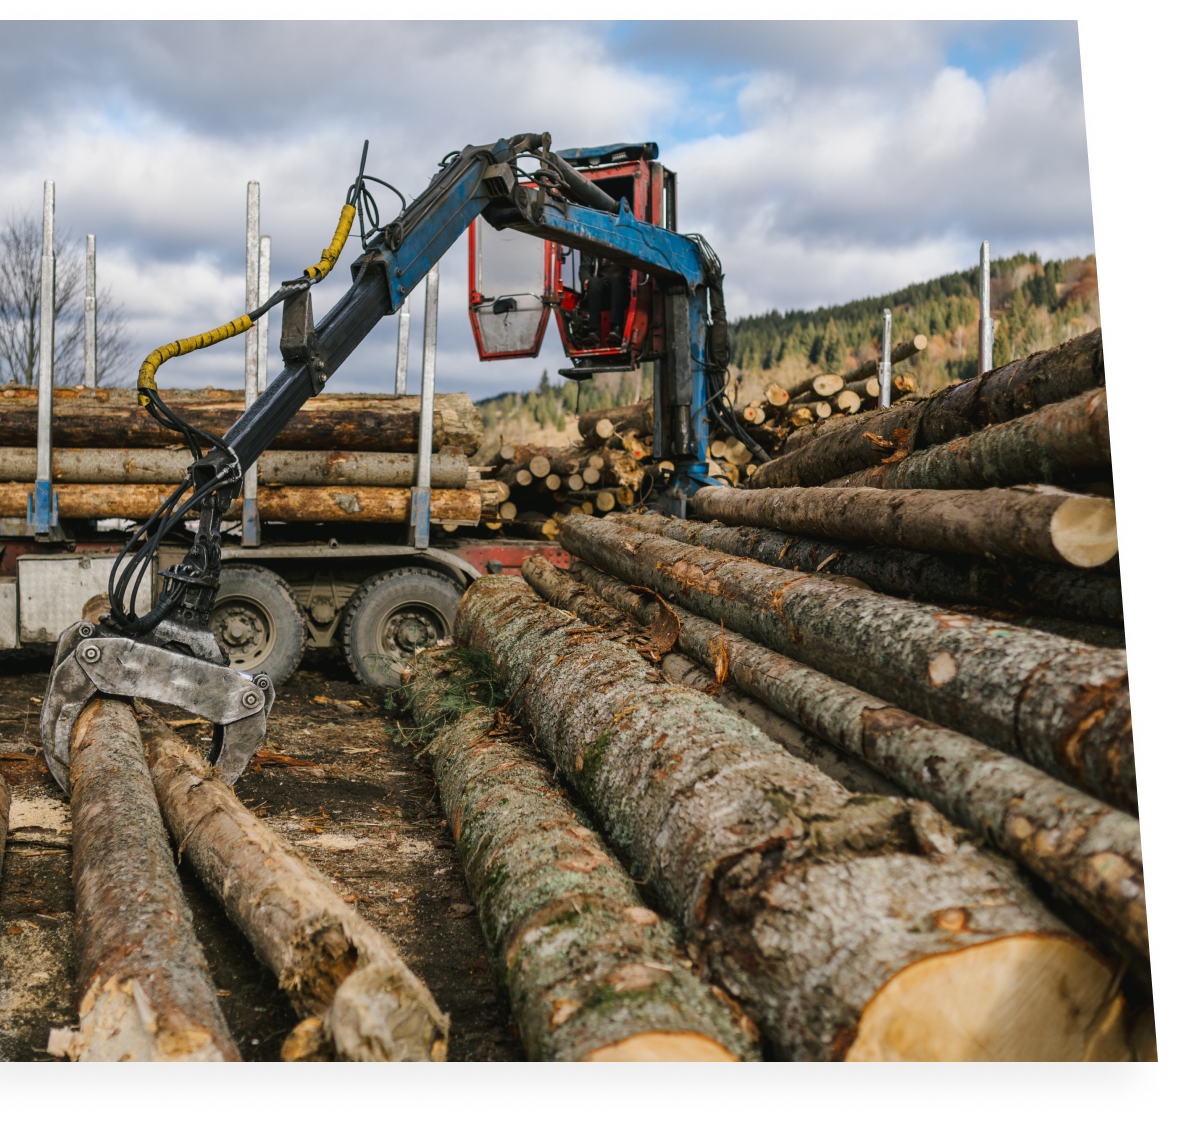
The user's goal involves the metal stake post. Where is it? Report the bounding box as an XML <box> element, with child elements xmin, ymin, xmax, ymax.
<box><xmin>257</xmin><ymin>234</ymin><xmax>271</xmax><ymax>394</ymax></box>
<box><xmin>33</xmin><ymin>180</ymin><xmax>57</xmax><ymax>537</ymax></box>
<box><xmin>410</xmin><ymin>263</ymin><xmax>439</xmax><ymax>549</ymax></box>
<box><xmin>879</xmin><ymin>308</ymin><xmax>893</xmax><ymax>409</ymax></box>
<box><xmin>395</xmin><ymin>303</ymin><xmax>411</xmax><ymax>394</ymax></box>
<box><xmin>83</xmin><ymin>235</ymin><xmax>97</xmax><ymax>389</ymax></box>
<box><xmin>978</xmin><ymin>240</ymin><xmax>993</xmax><ymax>377</ymax></box>
<box><xmin>242</xmin><ymin>181</ymin><xmax>261</xmax><ymax>547</ymax></box>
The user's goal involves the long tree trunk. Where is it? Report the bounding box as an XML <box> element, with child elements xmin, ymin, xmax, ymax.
<box><xmin>0</xmin><ymin>482</ymin><xmax>482</xmax><ymax>524</ymax></box>
<box><xmin>402</xmin><ymin>653</ymin><xmax>758</xmax><ymax>1062</ymax></box>
<box><xmin>844</xmin><ymin>335</ymin><xmax>928</xmax><ymax>383</ymax></box>
<box><xmin>608</xmin><ymin>511</ymin><xmax>1123</xmax><ymax>624</ymax></box>
<box><xmin>51</xmin><ymin>698</ymin><xmax>239</xmax><ymax>1062</ymax></box>
<box><xmin>0</xmin><ymin>774</ymin><xmax>9</xmax><ymax>881</ymax></box>
<box><xmin>139</xmin><ymin>713</ymin><xmax>448</xmax><ymax>1062</ymax></box>
<box><xmin>0</xmin><ymin>389</ymin><xmax>484</xmax><ymax>454</ymax></box>
<box><xmin>559</xmin><ymin>514</ymin><xmax>1136</xmax><ymax>814</ymax></box>
<box><xmin>577</xmin><ymin>398</ymin><xmax>654</xmax><ymax>445</ymax></box>
<box><xmin>455</xmin><ymin>576</ymin><xmax>1130</xmax><ymax>1061</ymax></box>
<box><xmin>824</xmin><ymin>388</ymin><xmax>1111</xmax><ymax>491</ymax></box>
<box><xmin>566</xmin><ymin>558</ymin><xmax>1146</xmax><ymax>956</ymax></box>
<box><xmin>692</xmin><ymin>483</ymin><xmax>1117</xmax><ymax>568</ymax></box>
<box><xmin>753</xmin><ymin>328</ymin><xmax>1104</xmax><ymax>489</ymax></box>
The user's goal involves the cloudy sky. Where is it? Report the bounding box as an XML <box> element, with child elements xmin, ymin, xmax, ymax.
<box><xmin>0</xmin><ymin>20</ymin><xmax>1093</xmax><ymax>400</ymax></box>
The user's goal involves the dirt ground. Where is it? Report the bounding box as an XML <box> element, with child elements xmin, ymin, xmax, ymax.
<box><xmin>0</xmin><ymin>647</ymin><xmax>525</xmax><ymax>1062</ymax></box>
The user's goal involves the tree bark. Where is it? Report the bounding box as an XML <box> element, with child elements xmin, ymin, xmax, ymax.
<box><xmin>0</xmin><ymin>482</ymin><xmax>482</xmax><ymax>524</ymax></box>
<box><xmin>0</xmin><ymin>389</ymin><xmax>484</xmax><ymax>454</ymax></box>
<box><xmin>455</xmin><ymin>576</ymin><xmax>1130</xmax><ymax>1061</ymax></box>
<box><xmin>608</xmin><ymin>511</ymin><xmax>1123</xmax><ymax>624</ymax></box>
<box><xmin>0</xmin><ymin>774</ymin><xmax>9</xmax><ymax>882</ymax></box>
<box><xmin>559</xmin><ymin>514</ymin><xmax>1136</xmax><ymax>814</ymax></box>
<box><xmin>578</xmin><ymin>398</ymin><xmax>654</xmax><ymax>445</ymax></box>
<box><xmin>566</xmin><ymin>559</ymin><xmax>1146</xmax><ymax>956</ymax></box>
<box><xmin>52</xmin><ymin>698</ymin><xmax>239</xmax><ymax>1062</ymax></box>
<box><xmin>139</xmin><ymin>713</ymin><xmax>448</xmax><ymax>1062</ymax></box>
<box><xmin>824</xmin><ymin>389</ymin><xmax>1111</xmax><ymax>492</ymax></box>
<box><xmin>693</xmin><ymin>483</ymin><xmax>1117</xmax><ymax>569</ymax></box>
<box><xmin>402</xmin><ymin>655</ymin><xmax>758</xmax><ymax>1061</ymax></box>
<box><xmin>753</xmin><ymin>328</ymin><xmax>1104</xmax><ymax>489</ymax></box>
<box><xmin>845</xmin><ymin>336</ymin><xmax>928</xmax><ymax>383</ymax></box>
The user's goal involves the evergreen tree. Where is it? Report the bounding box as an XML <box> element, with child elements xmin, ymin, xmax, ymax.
<box><xmin>820</xmin><ymin>318</ymin><xmax>843</xmax><ymax>375</ymax></box>
<box><xmin>992</xmin><ymin>317</ymin><xmax>1012</xmax><ymax>367</ymax></box>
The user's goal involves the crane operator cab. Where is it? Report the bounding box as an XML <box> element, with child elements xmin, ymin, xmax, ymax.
<box><xmin>467</xmin><ymin>142</ymin><xmax>677</xmax><ymax>375</ymax></box>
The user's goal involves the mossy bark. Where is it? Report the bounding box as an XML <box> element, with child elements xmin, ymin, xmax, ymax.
<box><xmin>608</xmin><ymin>510</ymin><xmax>1123</xmax><ymax>625</ymax></box>
<box><xmin>403</xmin><ymin>655</ymin><xmax>758</xmax><ymax>1061</ymax></box>
<box><xmin>559</xmin><ymin>514</ymin><xmax>1135</xmax><ymax>813</ymax></box>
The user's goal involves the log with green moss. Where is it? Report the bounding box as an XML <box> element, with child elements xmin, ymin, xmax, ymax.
<box><xmin>454</xmin><ymin>575</ymin><xmax>1131</xmax><ymax>1061</ymax></box>
<box><xmin>752</xmin><ymin>328</ymin><xmax>1105</xmax><ymax>489</ymax></box>
<box><xmin>567</xmin><ymin>559</ymin><xmax>1146</xmax><ymax>957</ymax></box>
<box><xmin>560</xmin><ymin>514</ymin><xmax>1135</xmax><ymax>814</ymax></box>
<box><xmin>401</xmin><ymin>649</ymin><xmax>759</xmax><ymax>1062</ymax></box>
<box><xmin>608</xmin><ymin>511</ymin><xmax>1123</xmax><ymax>625</ymax></box>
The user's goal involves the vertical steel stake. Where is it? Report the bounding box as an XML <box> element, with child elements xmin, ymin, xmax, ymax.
<box><xmin>242</xmin><ymin>181</ymin><xmax>261</xmax><ymax>548</ymax></box>
<box><xmin>395</xmin><ymin>302</ymin><xmax>411</xmax><ymax>395</ymax></box>
<box><xmin>879</xmin><ymin>308</ymin><xmax>893</xmax><ymax>409</ymax></box>
<box><xmin>257</xmin><ymin>234</ymin><xmax>271</xmax><ymax>394</ymax></box>
<box><xmin>979</xmin><ymin>240</ymin><xmax>993</xmax><ymax>377</ymax></box>
<box><xmin>410</xmin><ymin>263</ymin><xmax>439</xmax><ymax>549</ymax></box>
<box><xmin>84</xmin><ymin>234</ymin><xmax>97</xmax><ymax>389</ymax></box>
<box><xmin>33</xmin><ymin>180</ymin><xmax>57</xmax><ymax>537</ymax></box>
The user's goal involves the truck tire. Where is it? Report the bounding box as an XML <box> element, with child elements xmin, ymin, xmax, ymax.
<box><xmin>342</xmin><ymin>567</ymin><xmax>464</xmax><ymax>688</ymax></box>
<box><xmin>210</xmin><ymin>564</ymin><xmax>307</xmax><ymax>687</ymax></box>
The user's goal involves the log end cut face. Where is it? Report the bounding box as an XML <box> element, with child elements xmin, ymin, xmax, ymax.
<box><xmin>845</xmin><ymin>934</ymin><xmax>1130</xmax><ymax>1061</ymax></box>
<box><xmin>1050</xmin><ymin>495</ymin><xmax>1118</xmax><ymax>568</ymax></box>
<box><xmin>586</xmin><ymin>1032</ymin><xmax>740</xmax><ymax>1061</ymax></box>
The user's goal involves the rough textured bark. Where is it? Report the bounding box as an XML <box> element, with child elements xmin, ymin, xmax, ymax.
<box><xmin>559</xmin><ymin>515</ymin><xmax>1136</xmax><ymax>814</ymax></box>
<box><xmin>0</xmin><ymin>388</ymin><xmax>484</xmax><ymax>454</ymax></box>
<box><xmin>578</xmin><ymin>398</ymin><xmax>654</xmax><ymax>445</ymax></box>
<box><xmin>0</xmin><ymin>447</ymin><xmax>470</xmax><ymax>488</ymax></box>
<box><xmin>825</xmin><ymin>389</ymin><xmax>1111</xmax><ymax>492</ymax></box>
<box><xmin>692</xmin><ymin>483</ymin><xmax>1117</xmax><ymax>568</ymax></box>
<box><xmin>568</xmin><ymin>559</ymin><xmax>1146</xmax><ymax>955</ymax></box>
<box><xmin>0</xmin><ymin>482</ymin><xmax>482</xmax><ymax>524</ymax></box>
<box><xmin>55</xmin><ymin>698</ymin><xmax>239</xmax><ymax>1062</ymax></box>
<box><xmin>455</xmin><ymin>576</ymin><xmax>1130</xmax><ymax>1061</ymax></box>
<box><xmin>609</xmin><ymin>511</ymin><xmax>1123</xmax><ymax>625</ymax></box>
<box><xmin>403</xmin><ymin>655</ymin><xmax>758</xmax><ymax>1062</ymax></box>
<box><xmin>753</xmin><ymin>329</ymin><xmax>1104</xmax><ymax>489</ymax></box>
<box><xmin>0</xmin><ymin>774</ymin><xmax>9</xmax><ymax>881</ymax></box>
<box><xmin>140</xmin><ymin>713</ymin><xmax>448</xmax><ymax>1062</ymax></box>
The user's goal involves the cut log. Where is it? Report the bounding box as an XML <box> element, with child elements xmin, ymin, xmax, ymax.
<box><xmin>559</xmin><ymin>514</ymin><xmax>1136</xmax><ymax>813</ymax></box>
<box><xmin>582</xmin><ymin>465</ymin><xmax>601</xmax><ymax>486</ymax></box>
<box><xmin>845</xmin><ymin>335</ymin><xmax>928</xmax><ymax>384</ymax></box>
<box><xmin>834</xmin><ymin>390</ymin><xmax>861</xmax><ymax>414</ymax></box>
<box><xmin>578</xmin><ymin>398</ymin><xmax>654</xmax><ymax>446</ymax></box>
<box><xmin>692</xmin><ymin>483</ymin><xmax>1117</xmax><ymax>568</ymax></box>
<box><xmin>812</xmin><ymin>400</ymin><xmax>832</xmax><ymax>420</ymax></box>
<box><xmin>845</xmin><ymin>375</ymin><xmax>880</xmax><ymax>401</ymax></box>
<box><xmin>529</xmin><ymin>455</ymin><xmax>551</xmax><ymax>478</ymax></box>
<box><xmin>567</xmin><ymin>474</ymin><xmax>584</xmax><ymax>491</ymax></box>
<box><xmin>0</xmin><ymin>482</ymin><xmax>482</xmax><ymax>525</ymax></box>
<box><xmin>139</xmin><ymin>713</ymin><xmax>448</xmax><ymax>1061</ymax></box>
<box><xmin>753</xmin><ymin>329</ymin><xmax>1104</xmax><ymax>489</ymax></box>
<box><xmin>455</xmin><ymin>576</ymin><xmax>1130</xmax><ymax>1061</ymax></box>
<box><xmin>824</xmin><ymin>388</ymin><xmax>1111</xmax><ymax>492</ymax></box>
<box><xmin>499</xmin><ymin>502</ymin><xmax>518</xmax><ymax>522</ymax></box>
<box><xmin>788</xmin><ymin>407</ymin><xmax>814</xmax><ymax>428</ymax></box>
<box><xmin>403</xmin><ymin>654</ymin><xmax>757</xmax><ymax>1062</ymax></box>
<box><xmin>608</xmin><ymin>510</ymin><xmax>1123</xmax><ymax>625</ymax></box>
<box><xmin>514</xmin><ymin>468</ymin><xmax>534</xmax><ymax>487</ymax></box>
<box><xmin>743</xmin><ymin>405</ymin><xmax>766</xmax><ymax>426</ymax></box>
<box><xmin>51</xmin><ymin>698</ymin><xmax>239</xmax><ymax>1062</ymax></box>
<box><xmin>797</xmin><ymin>374</ymin><xmax>845</xmax><ymax>398</ymax></box>
<box><xmin>765</xmin><ymin>384</ymin><xmax>790</xmax><ymax>407</ymax></box>
<box><xmin>0</xmin><ymin>389</ymin><xmax>484</xmax><ymax>454</ymax></box>
<box><xmin>543</xmin><ymin>474</ymin><xmax>561</xmax><ymax>492</ymax></box>
<box><xmin>0</xmin><ymin>774</ymin><xmax>9</xmax><ymax>881</ymax></box>
<box><xmin>566</xmin><ymin>559</ymin><xmax>1146</xmax><ymax>956</ymax></box>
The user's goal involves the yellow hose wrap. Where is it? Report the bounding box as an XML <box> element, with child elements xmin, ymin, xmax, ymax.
<box><xmin>137</xmin><ymin>314</ymin><xmax>254</xmax><ymax>405</ymax></box>
<box><xmin>303</xmin><ymin>204</ymin><xmax>356</xmax><ymax>281</ymax></box>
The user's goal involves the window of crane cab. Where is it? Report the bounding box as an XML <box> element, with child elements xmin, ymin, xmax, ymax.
<box><xmin>467</xmin><ymin>217</ymin><xmax>553</xmax><ymax>360</ymax></box>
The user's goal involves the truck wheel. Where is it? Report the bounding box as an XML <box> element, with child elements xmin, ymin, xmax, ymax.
<box><xmin>342</xmin><ymin>567</ymin><xmax>464</xmax><ymax>688</ymax></box>
<box><xmin>210</xmin><ymin>564</ymin><xmax>307</xmax><ymax>687</ymax></box>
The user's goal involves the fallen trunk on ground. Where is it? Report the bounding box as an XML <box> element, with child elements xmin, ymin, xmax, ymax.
<box><xmin>608</xmin><ymin>512</ymin><xmax>1123</xmax><ymax>624</ymax></box>
<box><xmin>139</xmin><ymin>713</ymin><xmax>448</xmax><ymax>1062</ymax></box>
<box><xmin>692</xmin><ymin>483</ymin><xmax>1117</xmax><ymax>569</ymax></box>
<box><xmin>753</xmin><ymin>329</ymin><xmax>1104</xmax><ymax>489</ymax></box>
<box><xmin>455</xmin><ymin>576</ymin><xmax>1130</xmax><ymax>1061</ymax></box>
<box><xmin>50</xmin><ymin>698</ymin><xmax>238</xmax><ymax>1062</ymax></box>
<box><xmin>825</xmin><ymin>388</ymin><xmax>1111</xmax><ymax>492</ymax></box>
<box><xmin>560</xmin><ymin>515</ymin><xmax>1135</xmax><ymax>813</ymax></box>
<box><xmin>567</xmin><ymin>559</ymin><xmax>1147</xmax><ymax>956</ymax></box>
<box><xmin>0</xmin><ymin>482</ymin><xmax>482</xmax><ymax>524</ymax></box>
<box><xmin>403</xmin><ymin>652</ymin><xmax>758</xmax><ymax>1062</ymax></box>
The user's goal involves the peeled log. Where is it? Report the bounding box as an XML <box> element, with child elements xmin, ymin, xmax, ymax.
<box><xmin>608</xmin><ymin>511</ymin><xmax>1123</xmax><ymax>625</ymax></box>
<box><xmin>578</xmin><ymin>398</ymin><xmax>654</xmax><ymax>446</ymax></box>
<box><xmin>0</xmin><ymin>388</ymin><xmax>484</xmax><ymax>454</ymax></box>
<box><xmin>692</xmin><ymin>483</ymin><xmax>1117</xmax><ymax>569</ymax></box>
<box><xmin>753</xmin><ymin>329</ymin><xmax>1104</xmax><ymax>489</ymax></box>
<box><xmin>0</xmin><ymin>482</ymin><xmax>482</xmax><ymax>525</ymax></box>
<box><xmin>559</xmin><ymin>514</ymin><xmax>1136</xmax><ymax>814</ymax></box>
<box><xmin>825</xmin><ymin>389</ymin><xmax>1111</xmax><ymax>492</ymax></box>
<box><xmin>53</xmin><ymin>698</ymin><xmax>239</xmax><ymax>1062</ymax></box>
<box><xmin>404</xmin><ymin>654</ymin><xmax>757</xmax><ymax>1062</ymax></box>
<box><xmin>140</xmin><ymin>713</ymin><xmax>448</xmax><ymax>1061</ymax></box>
<box><xmin>567</xmin><ymin>560</ymin><xmax>1147</xmax><ymax>956</ymax></box>
<box><xmin>455</xmin><ymin>576</ymin><xmax>1130</xmax><ymax>1061</ymax></box>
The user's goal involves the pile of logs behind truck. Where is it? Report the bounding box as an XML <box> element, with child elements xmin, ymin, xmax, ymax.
<box><xmin>0</xmin><ymin>383</ymin><xmax>564</xmax><ymax>688</ymax></box>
